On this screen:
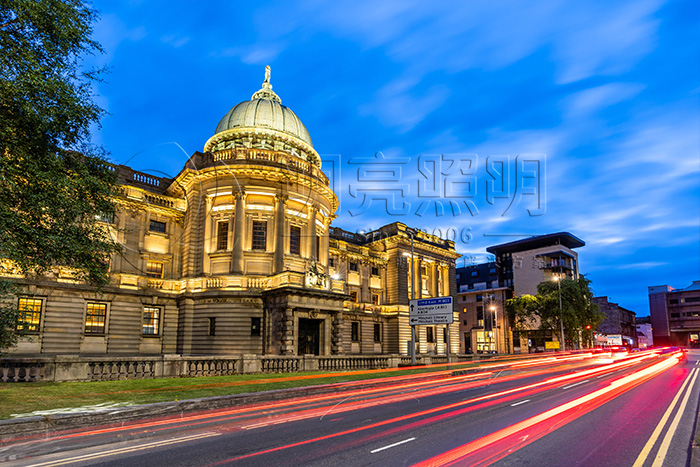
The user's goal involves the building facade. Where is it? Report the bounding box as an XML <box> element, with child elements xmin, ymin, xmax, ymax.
<box><xmin>456</xmin><ymin>232</ymin><xmax>584</xmax><ymax>353</ymax></box>
<box><xmin>6</xmin><ymin>68</ymin><xmax>460</xmax><ymax>357</ymax></box>
<box><xmin>592</xmin><ymin>296</ymin><xmax>636</xmax><ymax>347</ymax></box>
<box><xmin>648</xmin><ymin>281</ymin><xmax>700</xmax><ymax>347</ymax></box>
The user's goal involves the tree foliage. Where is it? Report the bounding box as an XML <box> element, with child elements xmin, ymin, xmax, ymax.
<box><xmin>506</xmin><ymin>276</ymin><xmax>604</xmax><ymax>348</ymax></box>
<box><xmin>0</xmin><ymin>0</ymin><xmax>120</xmax><ymax>349</ymax></box>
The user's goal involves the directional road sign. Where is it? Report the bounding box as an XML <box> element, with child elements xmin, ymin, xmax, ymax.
<box><xmin>409</xmin><ymin>296</ymin><xmax>454</xmax><ymax>325</ymax></box>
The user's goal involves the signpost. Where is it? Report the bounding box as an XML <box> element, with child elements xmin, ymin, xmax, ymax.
<box><xmin>409</xmin><ymin>297</ymin><xmax>454</xmax><ymax>366</ymax></box>
<box><xmin>409</xmin><ymin>297</ymin><xmax>454</xmax><ymax>325</ymax></box>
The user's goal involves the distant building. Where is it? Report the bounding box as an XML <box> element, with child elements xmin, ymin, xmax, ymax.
<box><xmin>648</xmin><ymin>281</ymin><xmax>700</xmax><ymax>347</ymax></box>
<box><xmin>636</xmin><ymin>323</ymin><xmax>653</xmax><ymax>349</ymax></box>
<box><xmin>592</xmin><ymin>297</ymin><xmax>636</xmax><ymax>347</ymax></box>
<box><xmin>456</xmin><ymin>232</ymin><xmax>585</xmax><ymax>353</ymax></box>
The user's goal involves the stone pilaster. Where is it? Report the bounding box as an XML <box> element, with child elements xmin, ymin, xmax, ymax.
<box><xmin>231</xmin><ymin>191</ymin><xmax>245</xmax><ymax>274</ymax></box>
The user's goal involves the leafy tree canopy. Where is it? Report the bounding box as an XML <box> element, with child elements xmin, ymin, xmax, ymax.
<box><xmin>0</xmin><ymin>0</ymin><xmax>120</xmax><ymax>349</ymax></box>
<box><xmin>506</xmin><ymin>276</ymin><xmax>604</xmax><ymax>348</ymax></box>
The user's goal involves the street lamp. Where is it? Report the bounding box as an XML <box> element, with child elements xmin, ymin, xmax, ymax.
<box><xmin>490</xmin><ymin>304</ymin><xmax>497</xmax><ymax>353</ymax></box>
<box><xmin>554</xmin><ymin>275</ymin><xmax>565</xmax><ymax>351</ymax></box>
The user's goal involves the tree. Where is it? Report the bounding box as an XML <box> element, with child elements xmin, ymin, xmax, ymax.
<box><xmin>506</xmin><ymin>276</ymin><xmax>603</xmax><ymax>349</ymax></box>
<box><xmin>0</xmin><ymin>0</ymin><xmax>120</xmax><ymax>350</ymax></box>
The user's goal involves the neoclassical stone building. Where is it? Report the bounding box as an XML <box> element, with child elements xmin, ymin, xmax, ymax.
<box><xmin>6</xmin><ymin>68</ymin><xmax>460</xmax><ymax>357</ymax></box>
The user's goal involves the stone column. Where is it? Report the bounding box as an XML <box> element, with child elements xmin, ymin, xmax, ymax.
<box><xmin>307</xmin><ymin>205</ymin><xmax>317</xmax><ymax>260</ymax></box>
<box><xmin>231</xmin><ymin>191</ymin><xmax>245</xmax><ymax>274</ymax></box>
<box><xmin>274</xmin><ymin>194</ymin><xmax>287</xmax><ymax>273</ymax></box>
<box><xmin>283</xmin><ymin>307</ymin><xmax>295</xmax><ymax>355</ymax></box>
<box><xmin>414</xmin><ymin>256</ymin><xmax>422</xmax><ymax>298</ymax></box>
<box><xmin>431</xmin><ymin>262</ymin><xmax>438</xmax><ymax>297</ymax></box>
<box><xmin>321</xmin><ymin>218</ymin><xmax>330</xmax><ymax>268</ymax></box>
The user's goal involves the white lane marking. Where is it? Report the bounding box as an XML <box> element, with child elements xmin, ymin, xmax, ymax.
<box><xmin>562</xmin><ymin>380</ymin><xmax>589</xmax><ymax>390</ymax></box>
<box><xmin>26</xmin><ymin>432</ymin><xmax>221</xmax><ymax>467</ymax></box>
<box><xmin>510</xmin><ymin>399</ymin><xmax>531</xmax><ymax>407</ymax></box>
<box><xmin>652</xmin><ymin>368</ymin><xmax>700</xmax><ymax>467</ymax></box>
<box><xmin>633</xmin><ymin>368</ymin><xmax>698</xmax><ymax>467</ymax></box>
<box><xmin>596</xmin><ymin>374</ymin><xmax>607</xmax><ymax>378</ymax></box>
<box><xmin>371</xmin><ymin>437</ymin><xmax>416</xmax><ymax>453</ymax></box>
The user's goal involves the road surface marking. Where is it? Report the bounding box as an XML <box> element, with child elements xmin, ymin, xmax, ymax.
<box><xmin>652</xmin><ymin>368</ymin><xmax>699</xmax><ymax>467</ymax></box>
<box><xmin>26</xmin><ymin>432</ymin><xmax>221</xmax><ymax>467</ymax></box>
<box><xmin>596</xmin><ymin>374</ymin><xmax>607</xmax><ymax>378</ymax></box>
<box><xmin>371</xmin><ymin>437</ymin><xmax>416</xmax><ymax>453</ymax></box>
<box><xmin>510</xmin><ymin>399</ymin><xmax>531</xmax><ymax>407</ymax></box>
<box><xmin>562</xmin><ymin>380</ymin><xmax>589</xmax><ymax>390</ymax></box>
<box><xmin>632</xmin><ymin>368</ymin><xmax>698</xmax><ymax>467</ymax></box>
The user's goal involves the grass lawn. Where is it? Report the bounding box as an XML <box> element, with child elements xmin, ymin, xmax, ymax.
<box><xmin>0</xmin><ymin>362</ymin><xmax>488</xmax><ymax>420</ymax></box>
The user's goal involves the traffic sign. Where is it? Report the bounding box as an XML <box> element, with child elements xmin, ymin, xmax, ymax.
<box><xmin>409</xmin><ymin>296</ymin><xmax>453</xmax><ymax>325</ymax></box>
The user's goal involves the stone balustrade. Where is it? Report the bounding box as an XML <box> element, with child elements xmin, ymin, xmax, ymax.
<box><xmin>0</xmin><ymin>354</ymin><xmax>467</xmax><ymax>383</ymax></box>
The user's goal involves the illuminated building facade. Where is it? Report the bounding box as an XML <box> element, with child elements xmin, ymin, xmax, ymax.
<box><xmin>6</xmin><ymin>68</ymin><xmax>460</xmax><ymax>357</ymax></box>
<box><xmin>648</xmin><ymin>281</ymin><xmax>700</xmax><ymax>347</ymax></box>
<box><xmin>457</xmin><ymin>232</ymin><xmax>584</xmax><ymax>353</ymax></box>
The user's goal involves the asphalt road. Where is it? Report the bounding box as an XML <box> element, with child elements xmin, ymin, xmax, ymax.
<box><xmin>1</xmin><ymin>349</ymin><xmax>697</xmax><ymax>467</ymax></box>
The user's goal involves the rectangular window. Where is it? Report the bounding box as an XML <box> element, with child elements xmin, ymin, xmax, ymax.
<box><xmin>371</xmin><ymin>266</ymin><xmax>379</xmax><ymax>276</ymax></box>
<box><xmin>349</xmin><ymin>262</ymin><xmax>358</xmax><ymax>272</ymax></box>
<box><xmin>96</xmin><ymin>212</ymin><xmax>114</xmax><ymax>223</ymax></box>
<box><xmin>463</xmin><ymin>320</ymin><xmax>468</xmax><ymax>326</ymax></box>
<box><xmin>426</xmin><ymin>326</ymin><xmax>435</xmax><ymax>343</ymax></box>
<box><xmin>374</xmin><ymin>323</ymin><xmax>381</xmax><ymax>342</ymax></box>
<box><xmin>217</xmin><ymin>221</ymin><xmax>229</xmax><ymax>251</ymax></box>
<box><xmin>371</xmin><ymin>293</ymin><xmax>379</xmax><ymax>305</ymax></box>
<box><xmin>149</xmin><ymin>220</ymin><xmax>166</xmax><ymax>233</ymax></box>
<box><xmin>351</xmin><ymin>321</ymin><xmax>360</xmax><ymax>342</ymax></box>
<box><xmin>670</xmin><ymin>313</ymin><xmax>680</xmax><ymax>318</ymax></box>
<box><xmin>329</xmin><ymin>257</ymin><xmax>335</xmax><ymax>268</ymax></box>
<box><xmin>252</xmin><ymin>221</ymin><xmax>267</xmax><ymax>250</ymax></box>
<box><xmin>350</xmin><ymin>290</ymin><xmax>359</xmax><ymax>302</ymax></box>
<box><xmin>85</xmin><ymin>302</ymin><xmax>107</xmax><ymax>334</ymax></box>
<box><xmin>251</xmin><ymin>317</ymin><xmax>261</xmax><ymax>336</ymax></box>
<box><xmin>289</xmin><ymin>225</ymin><xmax>301</xmax><ymax>255</ymax></box>
<box><xmin>18</xmin><ymin>298</ymin><xmax>42</xmax><ymax>333</ymax></box>
<box><xmin>476</xmin><ymin>294</ymin><xmax>483</xmax><ymax>302</ymax></box>
<box><xmin>471</xmin><ymin>270</ymin><xmax>478</xmax><ymax>277</ymax></box>
<box><xmin>316</xmin><ymin>235</ymin><xmax>320</xmax><ymax>260</ymax></box>
<box><xmin>443</xmin><ymin>327</ymin><xmax>448</xmax><ymax>343</ymax></box>
<box><xmin>685</xmin><ymin>297</ymin><xmax>700</xmax><ymax>303</ymax></box>
<box><xmin>142</xmin><ymin>306</ymin><xmax>160</xmax><ymax>335</ymax></box>
<box><xmin>208</xmin><ymin>317</ymin><xmax>216</xmax><ymax>336</ymax></box>
<box><xmin>669</xmin><ymin>299</ymin><xmax>679</xmax><ymax>304</ymax></box>
<box><xmin>146</xmin><ymin>261</ymin><xmax>163</xmax><ymax>278</ymax></box>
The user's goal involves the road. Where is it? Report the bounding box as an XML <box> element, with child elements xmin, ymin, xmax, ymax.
<box><xmin>1</xmin><ymin>349</ymin><xmax>697</xmax><ymax>467</ymax></box>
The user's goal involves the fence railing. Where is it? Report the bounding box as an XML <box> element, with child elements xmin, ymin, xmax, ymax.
<box><xmin>0</xmin><ymin>353</ymin><xmax>472</xmax><ymax>383</ymax></box>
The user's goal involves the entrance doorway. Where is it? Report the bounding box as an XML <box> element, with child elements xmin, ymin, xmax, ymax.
<box><xmin>298</xmin><ymin>318</ymin><xmax>322</xmax><ymax>355</ymax></box>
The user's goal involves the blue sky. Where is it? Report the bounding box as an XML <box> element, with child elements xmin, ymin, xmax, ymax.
<box><xmin>89</xmin><ymin>0</ymin><xmax>699</xmax><ymax>316</ymax></box>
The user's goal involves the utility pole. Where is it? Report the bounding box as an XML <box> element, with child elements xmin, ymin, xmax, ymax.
<box><xmin>556</xmin><ymin>275</ymin><xmax>565</xmax><ymax>352</ymax></box>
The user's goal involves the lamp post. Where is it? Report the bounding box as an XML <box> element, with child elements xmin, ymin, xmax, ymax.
<box><xmin>554</xmin><ymin>275</ymin><xmax>565</xmax><ymax>351</ymax></box>
<box><xmin>410</xmin><ymin>230</ymin><xmax>416</xmax><ymax>365</ymax></box>
<box><xmin>490</xmin><ymin>304</ymin><xmax>497</xmax><ymax>353</ymax></box>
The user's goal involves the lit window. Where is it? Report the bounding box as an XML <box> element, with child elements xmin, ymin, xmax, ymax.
<box><xmin>85</xmin><ymin>303</ymin><xmax>107</xmax><ymax>334</ymax></box>
<box><xmin>149</xmin><ymin>220</ymin><xmax>166</xmax><ymax>233</ymax></box>
<box><xmin>351</xmin><ymin>322</ymin><xmax>360</xmax><ymax>342</ymax></box>
<box><xmin>217</xmin><ymin>221</ymin><xmax>229</xmax><ymax>251</ymax></box>
<box><xmin>252</xmin><ymin>221</ymin><xmax>267</xmax><ymax>250</ymax></box>
<box><xmin>18</xmin><ymin>298</ymin><xmax>42</xmax><ymax>333</ymax></box>
<box><xmin>142</xmin><ymin>306</ymin><xmax>160</xmax><ymax>335</ymax></box>
<box><xmin>146</xmin><ymin>261</ymin><xmax>163</xmax><ymax>278</ymax></box>
<box><xmin>374</xmin><ymin>323</ymin><xmax>381</xmax><ymax>342</ymax></box>
<box><xmin>289</xmin><ymin>225</ymin><xmax>301</xmax><ymax>255</ymax></box>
